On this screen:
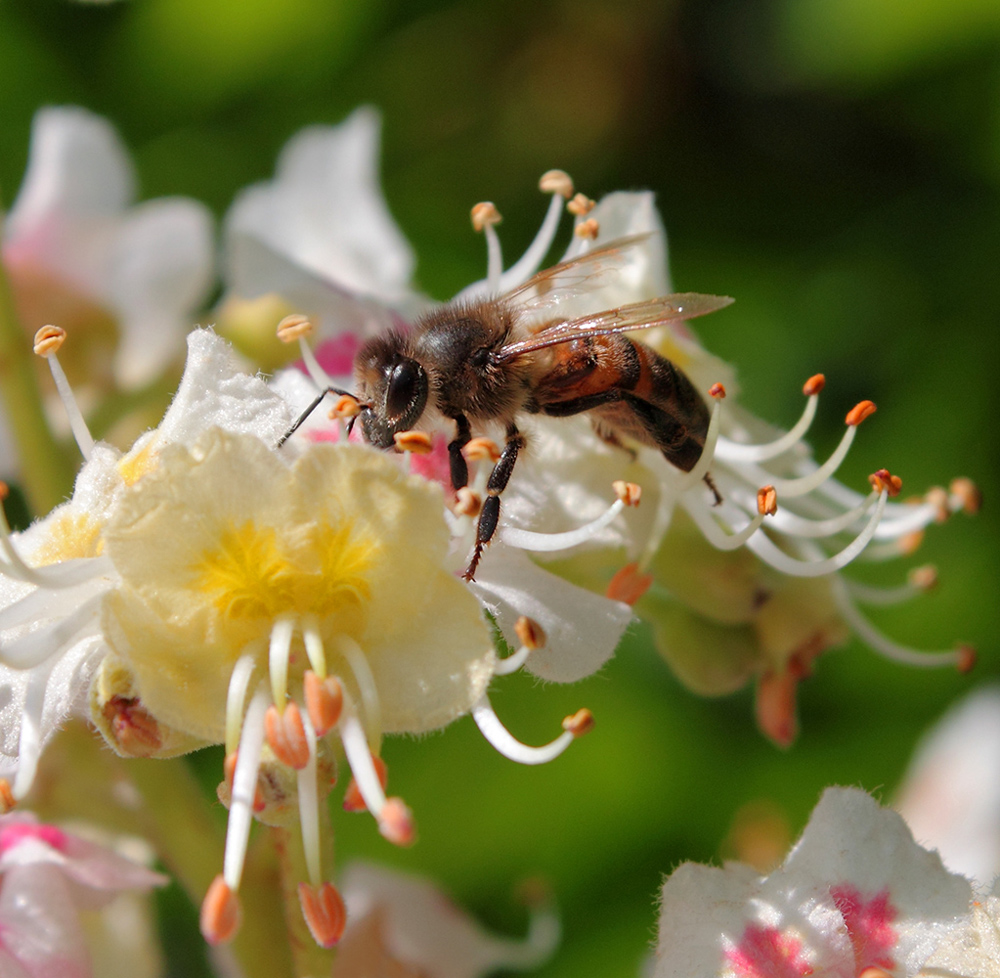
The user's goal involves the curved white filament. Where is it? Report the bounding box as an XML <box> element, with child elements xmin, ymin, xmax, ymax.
<box><xmin>223</xmin><ymin>689</ymin><xmax>269</xmax><ymax>891</ymax></box>
<box><xmin>715</xmin><ymin>394</ymin><xmax>819</xmax><ymax>464</ymax></box>
<box><xmin>471</xmin><ymin>695</ymin><xmax>574</xmax><ymax>765</ymax></box>
<box><xmin>500</xmin><ymin>499</ymin><xmax>624</xmax><ymax>552</ymax></box>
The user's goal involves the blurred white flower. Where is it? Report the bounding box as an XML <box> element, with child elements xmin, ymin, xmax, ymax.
<box><xmin>0</xmin><ymin>811</ymin><xmax>165</xmax><ymax>978</ymax></box>
<box><xmin>655</xmin><ymin>787</ymin><xmax>973</xmax><ymax>978</ymax></box>
<box><xmin>336</xmin><ymin>863</ymin><xmax>558</xmax><ymax>978</ymax></box>
<box><xmin>2</xmin><ymin>106</ymin><xmax>214</xmax><ymax>390</ymax></box>
<box><xmin>222</xmin><ymin>106</ymin><xmax>420</xmax><ymax>345</ymax></box>
<box><xmin>896</xmin><ymin>686</ymin><xmax>1000</xmax><ymax>891</ymax></box>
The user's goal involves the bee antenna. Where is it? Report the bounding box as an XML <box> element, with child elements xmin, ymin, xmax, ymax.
<box><xmin>276</xmin><ymin>386</ymin><xmax>355</xmax><ymax>449</ymax></box>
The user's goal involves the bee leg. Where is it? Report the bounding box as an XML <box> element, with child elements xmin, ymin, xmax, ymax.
<box><xmin>448</xmin><ymin>415</ymin><xmax>473</xmax><ymax>490</ymax></box>
<box><xmin>462</xmin><ymin>424</ymin><xmax>525</xmax><ymax>581</ymax></box>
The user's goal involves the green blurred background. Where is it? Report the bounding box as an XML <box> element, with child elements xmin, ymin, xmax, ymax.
<box><xmin>1</xmin><ymin>0</ymin><xmax>998</xmax><ymax>975</ymax></box>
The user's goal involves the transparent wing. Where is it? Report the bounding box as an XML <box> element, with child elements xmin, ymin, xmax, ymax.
<box><xmin>502</xmin><ymin>234</ymin><xmax>655</xmax><ymax>312</ymax></box>
<box><xmin>495</xmin><ymin>293</ymin><xmax>734</xmax><ymax>363</ymax></box>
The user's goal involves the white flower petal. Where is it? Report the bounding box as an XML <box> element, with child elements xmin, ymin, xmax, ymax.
<box><xmin>224</xmin><ymin>107</ymin><xmax>416</xmax><ymax>311</ymax></box>
<box><xmin>342</xmin><ymin>862</ymin><xmax>557</xmax><ymax>978</ymax></box>
<box><xmin>150</xmin><ymin>329</ymin><xmax>293</xmax><ymax>448</ymax></box>
<box><xmin>109</xmin><ymin>198</ymin><xmax>215</xmax><ymax>387</ymax></box>
<box><xmin>896</xmin><ymin>687</ymin><xmax>1000</xmax><ymax>890</ymax></box>
<box><xmin>785</xmin><ymin>787</ymin><xmax>972</xmax><ymax>975</ymax></box>
<box><xmin>470</xmin><ymin>546</ymin><xmax>631</xmax><ymax>683</ymax></box>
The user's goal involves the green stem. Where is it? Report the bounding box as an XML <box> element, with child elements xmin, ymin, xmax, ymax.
<box><xmin>128</xmin><ymin>758</ymin><xmax>295</xmax><ymax>978</ymax></box>
<box><xmin>0</xmin><ymin>213</ymin><xmax>76</xmax><ymax>514</ymax></box>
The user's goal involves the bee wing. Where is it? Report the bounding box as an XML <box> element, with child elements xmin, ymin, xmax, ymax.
<box><xmin>494</xmin><ymin>293</ymin><xmax>734</xmax><ymax>363</ymax></box>
<box><xmin>501</xmin><ymin>234</ymin><xmax>655</xmax><ymax>312</ymax></box>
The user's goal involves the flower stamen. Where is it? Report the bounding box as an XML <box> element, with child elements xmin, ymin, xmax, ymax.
<box><xmin>298</xmin><ymin>881</ymin><xmax>347</xmax><ymax>948</ymax></box>
<box><xmin>268</xmin><ymin>615</ymin><xmax>295</xmax><ymax>711</ymax></box>
<box><xmin>33</xmin><ymin>325</ymin><xmax>94</xmax><ymax>461</ymax></box>
<box><xmin>495</xmin><ymin>615</ymin><xmax>546</xmax><ymax>676</ymax></box>
<box><xmin>471</xmin><ymin>693</ymin><xmax>588</xmax><ymax>765</ymax></box>
<box><xmin>333</xmin><ymin>634</ymin><xmax>382</xmax><ymax>752</ymax></box>
<box><xmin>471</xmin><ymin>202</ymin><xmax>503</xmax><ymax>293</ymax></box>
<box><xmin>222</xmin><ymin>690</ymin><xmax>268</xmax><ymax>896</ymax></box>
<box><xmin>500</xmin><ymin>496</ymin><xmax>626</xmax><ymax>551</ymax></box>
<box><xmin>716</xmin><ymin>374</ymin><xmax>824</xmax><ymax>463</ymax></box>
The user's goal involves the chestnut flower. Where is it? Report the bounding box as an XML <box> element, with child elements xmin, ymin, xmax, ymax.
<box><xmin>655</xmin><ymin>787</ymin><xmax>974</xmax><ymax>978</ymax></box>
<box><xmin>335</xmin><ymin>862</ymin><xmax>558</xmax><ymax>978</ymax></box>
<box><xmin>2</xmin><ymin>106</ymin><xmax>213</xmax><ymax>391</ymax></box>
<box><xmin>1</xmin><ymin>325</ymin><xmax>616</xmax><ymax>951</ymax></box>
<box><xmin>248</xmin><ymin>111</ymin><xmax>976</xmax><ymax>747</ymax></box>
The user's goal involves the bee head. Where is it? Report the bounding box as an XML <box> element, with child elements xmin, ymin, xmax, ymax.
<box><xmin>355</xmin><ymin>335</ymin><xmax>429</xmax><ymax>449</ymax></box>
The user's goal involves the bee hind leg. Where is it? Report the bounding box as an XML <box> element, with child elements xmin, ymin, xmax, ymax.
<box><xmin>462</xmin><ymin>424</ymin><xmax>525</xmax><ymax>581</ymax></box>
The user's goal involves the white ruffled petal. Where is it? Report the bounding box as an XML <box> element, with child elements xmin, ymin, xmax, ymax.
<box><xmin>150</xmin><ymin>329</ymin><xmax>293</xmax><ymax>448</ymax></box>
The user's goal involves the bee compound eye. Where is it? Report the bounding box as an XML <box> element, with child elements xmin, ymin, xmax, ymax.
<box><xmin>385</xmin><ymin>357</ymin><xmax>424</xmax><ymax>419</ymax></box>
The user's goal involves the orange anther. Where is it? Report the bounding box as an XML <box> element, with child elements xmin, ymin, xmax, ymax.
<box><xmin>463</xmin><ymin>437</ymin><xmax>501</xmax><ymax>463</ymax></box>
<box><xmin>276</xmin><ymin>314</ymin><xmax>313</xmax><ymax>343</ymax></box>
<box><xmin>605</xmin><ymin>562</ymin><xmax>654</xmax><ymax>606</ymax></box>
<box><xmin>393</xmin><ymin>430</ymin><xmax>433</xmax><ymax>454</ymax></box>
<box><xmin>846</xmin><ymin>400</ymin><xmax>877</xmax><ymax>426</ymax></box>
<box><xmin>471</xmin><ymin>201</ymin><xmax>501</xmax><ymax>231</ymax></box>
<box><xmin>757</xmin><ymin>485</ymin><xmax>778</xmax><ymax>516</ymax></box>
<box><xmin>298</xmin><ymin>881</ymin><xmax>347</xmax><ymax>948</ymax></box>
<box><xmin>539</xmin><ymin>170</ymin><xmax>574</xmax><ymax>198</ymax></box>
<box><xmin>514</xmin><ymin>615</ymin><xmax>546</xmax><ymax>650</ymax></box>
<box><xmin>612</xmin><ymin>480</ymin><xmax>642</xmax><ymax>506</ymax></box>
<box><xmin>378</xmin><ymin>797</ymin><xmax>416</xmax><ymax>847</ymax></box>
<box><xmin>33</xmin><ymin>325</ymin><xmax>66</xmax><ymax>357</ymax></box>
<box><xmin>859</xmin><ymin>968</ymin><xmax>893</xmax><ymax>978</ymax></box>
<box><xmin>709</xmin><ymin>382</ymin><xmax>727</xmax><ymax>399</ymax></box>
<box><xmin>200</xmin><ymin>875</ymin><xmax>242</xmax><ymax>945</ymax></box>
<box><xmin>899</xmin><ymin>529</ymin><xmax>924</xmax><ymax>555</ymax></box>
<box><xmin>304</xmin><ymin>672</ymin><xmax>343</xmax><ymax>737</ymax></box>
<box><xmin>453</xmin><ymin>487</ymin><xmax>482</xmax><ymax>518</ymax></box>
<box><xmin>957</xmin><ymin>644</ymin><xmax>977</xmax><ymax>674</ymax></box>
<box><xmin>574</xmin><ymin>218</ymin><xmax>600</xmax><ymax>240</ymax></box>
<box><xmin>950</xmin><ymin>477</ymin><xmax>982</xmax><ymax>515</ymax></box>
<box><xmin>868</xmin><ymin>469</ymin><xmax>902</xmax><ymax>497</ymax></box>
<box><xmin>343</xmin><ymin>755</ymin><xmax>387</xmax><ymax>812</ymax></box>
<box><xmin>562</xmin><ymin>708</ymin><xmax>594</xmax><ymax>737</ymax></box>
<box><xmin>0</xmin><ymin>482</ymin><xmax>9</xmax><ymax>503</ymax></box>
<box><xmin>802</xmin><ymin>374</ymin><xmax>825</xmax><ymax>396</ymax></box>
<box><xmin>264</xmin><ymin>702</ymin><xmax>310</xmax><ymax>770</ymax></box>
<box><xmin>921</xmin><ymin>486</ymin><xmax>949</xmax><ymax>522</ymax></box>
<box><xmin>907</xmin><ymin>565</ymin><xmax>938</xmax><ymax>591</ymax></box>
<box><xmin>566</xmin><ymin>192</ymin><xmax>595</xmax><ymax>216</ymax></box>
<box><xmin>0</xmin><ymin>779</ymin><xmax>15</xmax><ymax>814</ymax></box>
<box><xmin>329</xmin><ymin>394</ymin><xmax>361</xmax><ymax>419</ymax></box>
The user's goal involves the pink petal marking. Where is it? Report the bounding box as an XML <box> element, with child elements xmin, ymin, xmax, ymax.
<box><xmin>831</xmin><ymin>884</ymin><xmax>897</xmax><ymax>972</ymax></box>
<box><xmin>0</xmin><ymin>823</ymin><xmax>67</xmax><ymax>853</ymax></box>
<box><xmin>726</xmin><ymin>923</ymin><xmax>814</xmax><ymax>978</ymax></box>
<box><xmin>312</xmin><ymin>333</ymin><xmax>362</xmax><ymax>377</ymax></box>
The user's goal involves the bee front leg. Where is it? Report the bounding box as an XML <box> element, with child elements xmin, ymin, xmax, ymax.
<box><xmin>448</xmin><ymin>415</ymin><xmax>473</xmax><ymax>490</ymax></box>
<box><xmin>462</xmin><ymin>424</ymin><xmax>525</xmax><ymax>581</ymax></box>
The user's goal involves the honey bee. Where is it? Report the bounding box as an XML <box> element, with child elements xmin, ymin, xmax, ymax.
<box><xmin>280</xmin><ymin>236</ymin><xmax>733</xmax><ymax>579</ymax></box>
